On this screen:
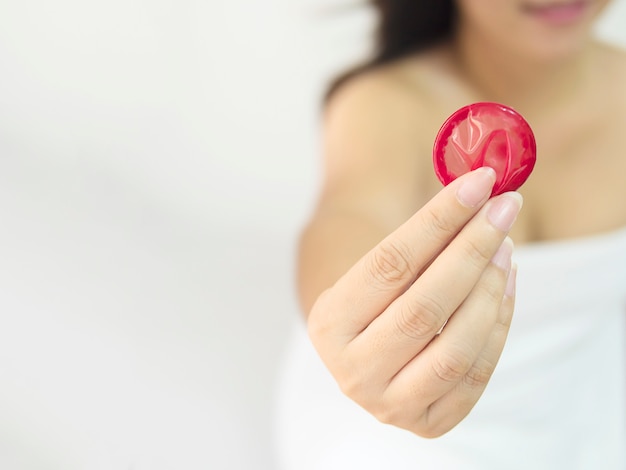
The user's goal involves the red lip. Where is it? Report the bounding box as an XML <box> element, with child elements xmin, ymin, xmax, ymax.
<box><xmin>522</xmin><ymin>0</ymin><xmax>590</xmax><ymax>25</ymax></box>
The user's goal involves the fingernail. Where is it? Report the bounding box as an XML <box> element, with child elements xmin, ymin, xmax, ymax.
<box><xmin>505</xmin><ymin>263</ymin><xmax>517</xmax><ymax>298</ymax></box>
<box><xmin>491</xmin><ymin>237</ymin><xmax>513</xmax><ymax>272</ymax></box>
<box><xmin>456</xmin><ymin>167</ymin><xmax>496</xmax><ymax>207</ymax></box>
<box><xmin>487</xmin><ymin>192</ymin><xmax>523</xmax><ymax>232</ymax></box>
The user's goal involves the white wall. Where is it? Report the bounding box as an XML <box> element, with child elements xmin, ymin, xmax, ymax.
<box><xmin>0</xmin><ymin>1</ymin><xmax>624</xmax><ymax>469</ymax></box>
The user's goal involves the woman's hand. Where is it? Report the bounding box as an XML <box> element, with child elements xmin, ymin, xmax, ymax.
<box><xmin>307</xmin><ymin>167</ymin><xmax>521</xmax><ymax>438</ymax></box>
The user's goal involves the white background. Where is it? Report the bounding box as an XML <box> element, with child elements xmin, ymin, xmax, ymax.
<box><xmin>0</xmin><ymin>1</ymin><xmax>624</xmax><ymax>468</ymax></box>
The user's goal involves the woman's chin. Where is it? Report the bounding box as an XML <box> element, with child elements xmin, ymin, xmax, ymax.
<box><xmin>501</xmin><ymin>25</ymin><xmax>594</xmax><ymax>65</ymax></box>
<box><xmin>525</xmin><ymin>36</ymin><xmax>593</xmax><ymax>64</ymax></box>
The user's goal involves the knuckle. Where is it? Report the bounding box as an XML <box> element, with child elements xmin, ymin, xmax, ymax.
<box><xmin>413</xmin><ymin>411</ymin><xmax>452</xmax><ymax>439</ymax></box>
<box><xmin>306</xmin><ymin>291</ymin><xmax>333</xmax><ymax>342</ymax></box>
<box><xmin>334</xmin><ymin>358</ymin><xmax>366</xmax><ymax>400</ymax></box>
<box><xmin>395</xmin><ymin>293</ymin><xmax>447</xmax><ymax>340</ymax></box>
<box><xmin>365</xmin><ymin>389</ymin><xmax>407</xmax><ymax>428</ymax></box>
<box><xmin>306</xmin><ymin>316</ymin><xmax>327</xmax><ymax>348</ymax></box>
<box><xmin>431</xmin><ymin>349</ymin><xmax>473</xmax><ymax>383</ymax></box>
<box><xmin>463</xmin><ymin>360</ymin><xmax>495</xmax><ymax>388</ymax></box>
<box><xmin>461</xmin><ymin>236</ymin><xmax>496</xmax><ymax>271</ymax></box>
<box><xmin>368</xmin><ymin>240</ymin><xmax>414</xmax><ymax>286</ymax></box>
<box><xmin>334</xmin><ymin>355</ymin><xmax>373</xmax><ymax>406</ymax></box>
<box><xmin>371</xmin><ymin>400</ymin><xmax>402</xmax><ymax>427</ymax></box>
<box><xmin>373</xmin><ymin>407</ymin><xmax>398</xmax><ymax>426</ymax></box>
<box><xmin>422</xmin><ymin>207</ymin><xmax>458</xmax><ymax>240</ymax></box>
<box><xmin>337</xmin><ymin>373</ymin><xmax>363</xmax><ymax>400</ymax></box>
<box><xmin>473</xmin><ymin>274</ymin><xmax>507</xmax><ymax>307</ymax></box>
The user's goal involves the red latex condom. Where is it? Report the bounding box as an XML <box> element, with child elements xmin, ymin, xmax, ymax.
<box><xmin>433</xmin><ymin>102</ymin><xmax>536</xmax><ymax>196</ymax></box>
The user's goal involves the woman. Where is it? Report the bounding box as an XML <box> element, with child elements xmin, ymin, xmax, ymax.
<box><xmin>275</xmin><ymin>1</ymin><xmax>626</xmax><ymax>468</ymax></box>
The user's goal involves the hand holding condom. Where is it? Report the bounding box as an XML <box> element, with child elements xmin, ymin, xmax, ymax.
<box><xmin>308</xmin><ymin>103</ymin><xmax>535</xmax><ymax>437</ymax></box>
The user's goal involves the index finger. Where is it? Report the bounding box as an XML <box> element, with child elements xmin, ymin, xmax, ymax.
<box><xmin>319</xmin><ymin>167</ymin><xmax>497</xmax><ymax>339</ymax></box>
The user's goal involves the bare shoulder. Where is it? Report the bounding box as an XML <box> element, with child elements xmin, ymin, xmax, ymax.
<box><xmin>322</xmin><ymin>49</ymin><xmax>454</xmax><ymax>178</ymax></box>
<box><xmin>325</xmin><ymin>49</ymin><xmax>451</xmax><ymax>128</ymax></box>
<box><xmin>324</xmin><ymin>61</ymin><xmax>429</xmax><ymax>144</ymax></box>
<box><xmin>320</xmin><ymin>59</ymin><xmax>439</xmax><ymax>223</ymax></box>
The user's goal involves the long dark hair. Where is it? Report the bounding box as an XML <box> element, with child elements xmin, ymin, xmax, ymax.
<box><xmin>327</xmin><ymin>0</ymin><xmax>457</xmax><ymax>100</ymax></box>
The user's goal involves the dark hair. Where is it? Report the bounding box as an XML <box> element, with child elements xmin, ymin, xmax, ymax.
<box><xmin>327</xmin><ymin>0</ymin><xmax>457</xmax><ymax>100</ymax></box>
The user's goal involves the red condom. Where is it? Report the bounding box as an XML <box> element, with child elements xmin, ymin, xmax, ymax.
<box><xmin>433</xmin><ymin>102</ymin><xmax>536</xmax><ymax>196</ymax></box>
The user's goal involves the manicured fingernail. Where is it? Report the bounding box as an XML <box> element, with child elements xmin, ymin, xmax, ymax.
<box><xmin>456</xmin><ymin>167</ymin><xmax>496</xmax><ymax>207</ymax></box>
<box><xmin>491</xmin><ymin>237</ymin><xmax>513</xmax><ymax>272</ymax></box>
<box><xmin>487</xmin><ymin>192</ymin><xmax>523</xmax><ymax>232</ymax></box>
<box><xmin>505</xmin><ymin>263</ymin><xmax>517</xmax><ymax>298</ymax></box>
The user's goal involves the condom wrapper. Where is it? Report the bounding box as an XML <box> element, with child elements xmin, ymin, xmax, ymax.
<box><xmin>433</xmin><ymin>102</ymin><xmax>536</xmax><ymax>196</ymax></box>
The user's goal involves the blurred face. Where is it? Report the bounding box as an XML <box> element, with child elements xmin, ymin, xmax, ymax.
<box><xmin>454</xmin><ymin>0</ymin><xmax>612</xmax><ymax>62</ymax></box>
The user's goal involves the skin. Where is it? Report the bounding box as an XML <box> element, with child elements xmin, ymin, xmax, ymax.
<box><xmin>299</xmin><ymin>0</ymin><xmax>626</xmax><ymax>438</ymax></box>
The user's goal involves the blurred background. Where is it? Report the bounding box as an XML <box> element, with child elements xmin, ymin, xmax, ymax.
<box><xmin>0</xmin><ymin>1</ymin><xmax>624</xmax><ymax>468</ymax></box>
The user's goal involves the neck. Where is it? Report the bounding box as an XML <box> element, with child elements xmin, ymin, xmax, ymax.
<box><xmin>452</xmin><ymin>23</ymin><xmax>595</xmax><ymax>114</ymax></box>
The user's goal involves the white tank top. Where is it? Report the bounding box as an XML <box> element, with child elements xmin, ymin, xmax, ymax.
<box><xmin>274</xmin><ymin>227</ymin><xmax>626</xmax><ymax>470</ymax></box>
